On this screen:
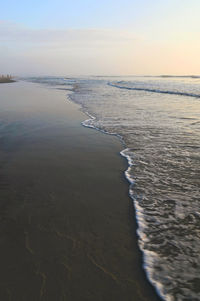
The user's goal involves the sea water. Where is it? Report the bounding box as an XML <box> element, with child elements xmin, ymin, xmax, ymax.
<box><xmin>29</xmin><ymin>76</ymin><xmax>200</xmax><ymax>301</ymax></box>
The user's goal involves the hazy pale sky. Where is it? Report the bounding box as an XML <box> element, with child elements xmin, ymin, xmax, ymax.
<box><xmin>1</xmin><ymin>0</ymin><xmax>200</xmax><ymax>75</ymax></box>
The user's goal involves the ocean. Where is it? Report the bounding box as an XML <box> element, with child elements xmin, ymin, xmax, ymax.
<box><xmin>28</xmin><ymin>75</ymin><xmax>200</xmax><ymax>301</ymax></box>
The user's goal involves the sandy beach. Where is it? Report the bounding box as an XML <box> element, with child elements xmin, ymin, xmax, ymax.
<box><xmin>0</xmin><ymin>81</ymin><xmax>161</xmax><ymax>301</ymax></box>
<box><xmin>0</xmin><ymin>77</ymin><xmax>15</xmax><ymax>83</ymax></box>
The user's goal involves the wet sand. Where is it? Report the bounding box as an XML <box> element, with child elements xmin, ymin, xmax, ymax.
<box><xmin>0</xmin><ymin>79</ymin><xmax>15</xmax><ymax>83</ymax></box>
<box><xmin>0</xmin><ymin>82</ymin><xmax>161</xmax><ymax>301</ymax></box>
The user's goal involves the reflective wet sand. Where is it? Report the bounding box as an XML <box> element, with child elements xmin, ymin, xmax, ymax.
<box><xmin>0</xmin><ymin>82</ymin><xmax>161</xmax><ymax>301</ymax></box>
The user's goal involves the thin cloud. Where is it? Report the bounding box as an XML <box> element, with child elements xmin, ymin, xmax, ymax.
<box><xmin>0</xmin><ymin>21</ymin><xmax>143</xmax><ymax>75</ymax></box>
<box><xmin>0</xmin><ymin>21</ymin><xmax>139</xmax><ymax>47</ymax></box>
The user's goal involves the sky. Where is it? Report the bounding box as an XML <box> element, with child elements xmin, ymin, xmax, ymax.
<box><xmin>0</xmin><ymin>0</ymin><xmax>200</xmax><ymax>76</ymax></box>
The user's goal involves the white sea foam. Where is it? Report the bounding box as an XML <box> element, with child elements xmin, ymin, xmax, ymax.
<box><xmin>69</xmin><ymin>77</ymin><xmax>200</xmax><ymax>301</ymax></box>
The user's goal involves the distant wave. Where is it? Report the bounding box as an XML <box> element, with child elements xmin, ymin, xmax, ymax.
<box><xmin>108</xmin><ymin>82</ymin><xmax>200</xmax><ymax>98</ymax></box>
<box><xmin>142</xmin><ymin>75</ymin><xmax>200</xmax><ymax>79</ymax></box>
<box><xmin>158</xmin><ymin>75</ymin><xmax>200</xmax><ymax>79</ymax></box>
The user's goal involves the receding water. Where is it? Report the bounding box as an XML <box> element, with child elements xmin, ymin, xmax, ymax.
<box><xmin>29</xmin><ymin>76</ymin><xmax>200</xmax><ymax>301</ymax></box>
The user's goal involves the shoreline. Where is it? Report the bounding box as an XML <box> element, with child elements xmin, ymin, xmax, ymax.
<box><xmin>0</xmin><ymin>81</ymin><xmax>161</xmax><ymax>300</ymax></box>
<box><xmin>68</xmin><ymin>90</ymin><xmax>163</xmax><ymax>301</ymax></box>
